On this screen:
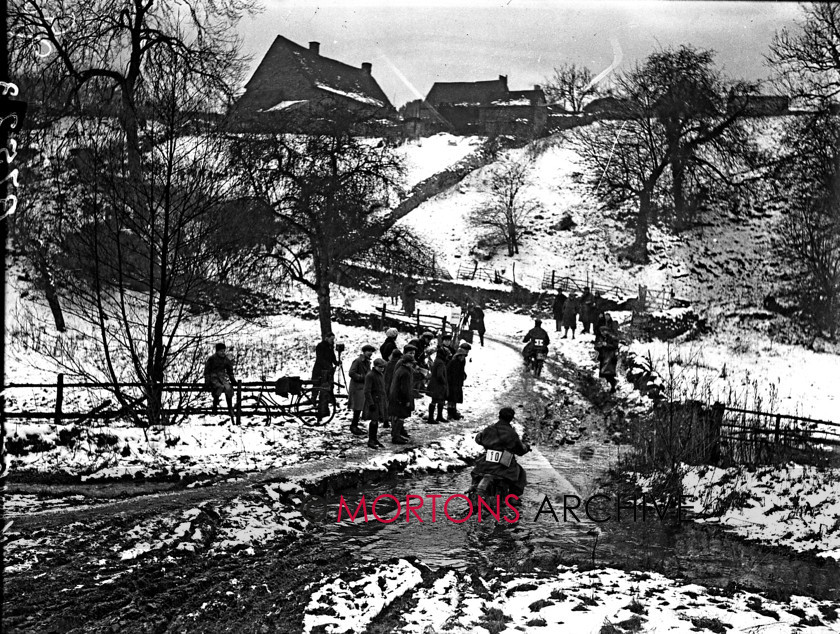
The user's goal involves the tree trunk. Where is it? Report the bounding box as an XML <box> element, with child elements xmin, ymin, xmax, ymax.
<box><xmin>630</xmin><ymin>188</ymin><xmax>652</xmax><ymax>264</ymax></box>
<box><xmin>671</xmin><ymin>151</ymin><xmax>687</xmax><ymax>228</ymax></box>
<box><xmin>34</xmin><ymin>256</ymin><xmax>66</xmax><ymax>332</ymax></box>
<box><xmin>315</xmin><ymin>267</ymin><xmax>334</xmax><ymax>337</ymax></box>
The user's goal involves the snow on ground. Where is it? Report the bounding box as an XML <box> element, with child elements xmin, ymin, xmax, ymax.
<box><xmin>399</xmin><ymin>133</ymin><xmax>484</xmax><ymax>188</ymax></box>
<box><xmin>302</xmin><ymin>562</ymin><xmax>839</xmax><ymax>633</ymax></box>
<box><xmin>662</xmin><ymin>464</ymin><xmax>840</xmax><ymax>561</ymax></box>
<box><xmin>303</xmin><ymin>559</ymin><xmax>424</xmax><ymax>634</ymax></box>
<box><xmin>628</xmin><ymin>323</ymin><xmax>840</xmax><ymax>423</ymax></box>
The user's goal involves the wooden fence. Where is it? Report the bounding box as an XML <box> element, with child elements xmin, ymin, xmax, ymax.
<box><xmin>4</xmin><ymin>375</ymin><xmax>347</xmax><ymax>426</ymax></box>
<box><xmin>542</xmin><ymin>270</ymin><xmax>676</xmax><ymax>311</ymax></box>
<box><xmin>456</xmin><ymin>261</ymin><xmax>516</xmax><ymax>286</ymax></box>
<box><xmin>378</xmin><ymin>303</ymin><xmax>450</xmax><ymax>335</ymax></box>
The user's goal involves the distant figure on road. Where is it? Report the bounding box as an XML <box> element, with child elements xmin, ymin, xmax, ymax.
<box><xmin>204</xmin><ymin>343</ymin><xmax>236</xmax><ymax>420</ymax></box>
<box><xmin>562</xmin><ymin>292</ymin><xmax>579</xmax><ymax>339</ymax></box>
<box><xmin>597</xmin><ymin>314</ymin><xmax>620</xmax><ymax>393</ymax></box>
<box><xmin>579</xmin><ymin>287</ymin><xmax>596</xmax><ymax>334</ymax></box>
<box><xmin>469</xmin><ymin>303</ymin><xmax>486</xmax><ymax>347</ymax></box>
<box><xmin>311</xmin><ymin>332</ymin><xmax>339</xmax><ymax>421</ymax></box>
<box><xmin>552</xmin><ymin>291</ymin><xmax>567</xmax><ymax>333</ymax></box>
<box><xmin>402</xmin><ymin>279</ymin><xmax>418</xmax><ymax>316</ymax></box>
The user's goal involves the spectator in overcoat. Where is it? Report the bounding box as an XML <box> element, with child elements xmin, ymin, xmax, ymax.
<box><xmin>597</xmin><ymin>314</ymin><xmax>620</xmax><ymax>393</ymax></box>
<box><xmin>562</xmin><ymin>293</ymin><xmax>579</xmax><ymax>339</ymax></box>
<box><xmin>446</xmin><ymin>342</ymin><xmax>470</xmax><ymax>420</ymax></box>
<box><xmin>348</xmin><ymin>344</ymin><xmax>375</xmax><ymax>435</ymax></box>
<box><xmin>469</xmin><ymin>303</ymin><xmax>486</xmax><ymax>347</ymax></box>
<box><xmin>363</xmin><ymin>358</ymin><xmax>388</xmax><ymax>449</ymax></box>
<box><xmin>426</xmin><ymin>346</ymin><xmax>451</xmax><ymax>424</ymax></box>
<box><xmin>552</xmin><ymin>292</ymin><xmax>567</xmax><ymax>332</ymax></box>
<box><xmin>311</xmin><ymin>333</ymin><xmax>339</xmax><ymax>421</ymax></box>
<box><xmin>388</xmin><ymin>348</ymin><xmax>417</xmax><ymax>444</ymax></box>
<box><xmin>205</xmin><ymin>343</ymin><xmax>236</xmax><ymax>420</ymax></box>
<box><xmin>380</xmin><ymin>328</ymin><xmax>399</xmax><ymax>361</ymax></box>
<box><xmin>579</xmin><ymin>288</ymin><xmax>596</xmax><ymax>334</ymax></box>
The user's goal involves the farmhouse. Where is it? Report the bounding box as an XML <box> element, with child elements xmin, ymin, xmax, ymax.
<box><xmin>232</xmin><ymin>36</ymin><xmax>394</xmax><ymax>130</ymax></box>
<box><xmin>402</xmin><ymin>76</ymin><xmax>546</xmax><ymax>137</ymax></box>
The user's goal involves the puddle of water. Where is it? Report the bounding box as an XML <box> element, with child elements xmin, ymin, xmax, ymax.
<box><xmin>319</xmin><ymin>461</ymin><xmax>840</xmax><ymax>600</ymax></box>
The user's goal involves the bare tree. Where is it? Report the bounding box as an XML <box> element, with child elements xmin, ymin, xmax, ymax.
<box><xmin>26</xmin><ymin>51</ymin><xmax>242</xmax><ymax>427</ymax></box>
<box><xmin>543</xmin><ymin>63</ymin><xmax>599</xmax><ymax>112</ymax></box>
<box><xmin>10</xmin><ymin>0</ymin><xmax>259</xmax><ymax>180</ymax></box>
<box><xmin>573</xmin><ymin>46</ymin><xmax>753</xmax><ymax>262</ymax></box>
<box><xmin>470</xmin><ymin>156</ymin><xmax>539</xmax><ymax>257</ymax></box>
<box><xmin>231</xmin><ymin>105</ymin><xmax>406</xmax><ymax>336</ymax></box>
<box><xmin>768</xmin><ymin>2</ymin><xmax>840</xmax><ymax>108</ymax></box>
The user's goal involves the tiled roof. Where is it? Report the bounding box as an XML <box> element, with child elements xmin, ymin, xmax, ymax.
<box><xmin>236</xmin><ymin>36</ymin><xmax>392</xmax><ymax>113</ymax></box>
<box><xmin>425</xmin><ymin>79</ymin><xmax>508</xmax><ymax>107</ymax></box>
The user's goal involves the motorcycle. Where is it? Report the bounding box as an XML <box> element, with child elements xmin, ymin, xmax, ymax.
<box><xmin>467</xmin><ymin>444</ymin><xmax>530</xmax><ymax>507</ymax></box>
<box><xmin>529</xmin><ymin>339</ymin><xmax>548</xmax><ymax>377</ymax></box>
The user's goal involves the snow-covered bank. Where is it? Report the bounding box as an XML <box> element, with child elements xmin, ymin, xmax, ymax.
<box><xmin>302</xmin><ymin>561</ymin><xmax>839</xmax><ymax>633</ymax></box>
<box><xmin>663</xmin><ymin>463</ymin><xmax>840</xmax><ymax>561</ymax></box>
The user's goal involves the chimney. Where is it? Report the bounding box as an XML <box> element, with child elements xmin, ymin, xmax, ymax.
<box><xmin>534</xmin><ymin>84</ymin><xmax>542</xmax><ymax>92</ymax></box>
<box><xmin>361</xmin><ymin>62</ymin><xmax>372</xmax><ymax>74</ymax></box>
<box><xmin>499</xmin><ymin>74</ymin><xmax>508</xmax><ymax>88</ymax></box>
<box><xmin>309</xmin><ymin>41</ymin><xmax>320</xmax><ymax>55</ymax></box>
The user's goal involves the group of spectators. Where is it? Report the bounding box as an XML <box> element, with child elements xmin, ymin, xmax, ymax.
<box><xmin>549</xmin><ymin>287</ymin><xmax>622</xmax><ymax>393</ymax></box>
<box><xmin>311</xmin><ymin>327</ymin><xmax>473</xmax><ymax>449</ymax></box>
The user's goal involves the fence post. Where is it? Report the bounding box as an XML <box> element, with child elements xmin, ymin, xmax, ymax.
<box><xmin>774</xmin><ymin>413</ymin><xmax>782</xmax><ymax>455</ymax></box>
<box><xmin>381</xmin><ymin>303</ymin><xmax>387</xmax><ymax>330</ymax></box>
<box><xmin>236</xmin><ymin>381</ymin><xmax>243</xmax><ymax>425</ymax></box>
<box><xmin>709</xmin><ymin>402</ymin><xmax>724</xmax><ymax>464</ymax></box>
<box><xmin>471</xmin><ymin>261</ymin><xmax>478</xmax><ymax>280</ymax></box>
<box><xmin>551</xmin><ymin>270</ymin><xmax>555</xmax><ymax>289</ymax></box>
<box><xmin>415</xmin><ymin>310</ymin><xmax>421</xmax><ymax>333</ymax></box>
<box><xmin>55</xmin><ymin>373</ymin><xmax>64</xmax><ymax>425</ymax></box>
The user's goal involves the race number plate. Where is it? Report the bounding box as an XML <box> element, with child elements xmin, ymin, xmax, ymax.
<box><xmin>486</xmin><ymin>449</ymin><xmax>503</xmax><ymax>463</ymax></box>
<box><xmin>485</xmin><ymin>449</ymin><xmax>513</xmax><ymax>467</ymax></box>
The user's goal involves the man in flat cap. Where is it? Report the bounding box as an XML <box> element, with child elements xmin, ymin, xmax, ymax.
<box><xmin>205</xmin><ymin>343</ymin><xmax>236</xmax><ymax>421</ymax></box>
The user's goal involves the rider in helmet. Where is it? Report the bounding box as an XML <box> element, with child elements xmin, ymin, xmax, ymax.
<box><xmin>471</xmin><ymin>407</ymin><xmax>531</xmax><ymax>497</ymax></box>
<box><xmin>522</xmin><ymin>318</ymin><xmax>550</xmax><ymax>365</ymax></box>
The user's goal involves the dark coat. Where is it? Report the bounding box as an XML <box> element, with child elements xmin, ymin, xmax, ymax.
<box><xmin>552</xmin><ymin>293</ymin><xmax>567</xmax><ymax>319</ymax></box>
<box><xmin>522</xmin><ymin>326</ymin><xmax>550</xmax><ymax>346</ymax></box>
<box><xmin>348</xmin><ymin>354</ymin><xmax>371</xmax><ymax>411</ymax></box>
<box><xmin>562</xmin><ymin>298</ymin><xmax>578</xmax><ymax>328</ymax></box>
<box><xmin>388</xmin><ymin>359</ymin><xmax>416</xmax><ymax>418</ymax></box>
<box><xmin>427</xmin><ymin>352</ymin><xmax>449</xmax><ymax>401</ymax></box>
<box><xmin>380</xmin><ymin>336</ymin><xmax>397</xmax><ymax>361</ymax></box>
<box><xmin>312</xmin><ymin>340</ymin><xmax>338</xmax><ymax>384</ymax></box>
<box><xmin>469</xmin><ymin>307</ymin><xmax>486</xmax><ymax>334</ymax></box>
<box><xmin>446</xmin><ymin>351</ymin><xmax>467</xmax><ymax>403</ymax></box>
<box><xmin>363</xmin><ymin>369</ymin><xmax>387</xmax><ymax>421</ymax></box>
<box><xmin>597</xmin><ymin>322</ymin><xmax>620</xmax><ymax>379</ymax></box>
<box><xmin>384</xmin><ymin>352</ymin><xmax>401</xmax><ymax>395</ymax></box>
<box><xmin>579</xmin><ymin>291</ymin><xmax>595</xmax><ymax>324</ymax></box>
<box><xmin>473</xmin><ymin>420</ymin><xmax>529</xmax><ymax>483</ymax></box>
<box><xmin>204</xmin><ymin>354</ymin><xmax>235</xmax><ymax>384</ymax></box>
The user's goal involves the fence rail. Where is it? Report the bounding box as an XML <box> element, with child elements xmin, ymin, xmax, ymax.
<box><xmin>377</xmin><ymin>303</ymin><xmax>449</xmax><ymax>335</ymax></box>
<box><xmin>4</xmin><ymin>375</ymin><xmax>348</xmax><ymax>426</ymax></box>
<box><xmin>541</xmin><ymin>271</ymin><xmax>677</xmax><ymax>310</ymax></box>
<box><xmin>456</xmin><ymin>262</ymin><xmax>515</xmax><ymax>286</ymax></box>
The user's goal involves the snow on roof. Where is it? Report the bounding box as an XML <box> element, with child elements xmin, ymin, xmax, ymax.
<box><xmin>262</xmin><ymin>100</ymin><xmax>308</xmax><ymax>112</ymax></box>
<box><xmin>490</xmin><ymin>98</ymin><xmax>532</xmax><ymax>107</ymax></box>
<box><xmin>315</xmin><ymin>83</ymin><xmax>384</xmax><ymax>108</ymax></box>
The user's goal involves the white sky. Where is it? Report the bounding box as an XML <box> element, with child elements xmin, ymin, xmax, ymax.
<box><xmin>238</xmin><ymin>1</ymin><xmax>803</xmax><ymax>108</ymax></box>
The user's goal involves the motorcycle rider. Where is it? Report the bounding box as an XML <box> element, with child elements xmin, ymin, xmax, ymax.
<box><xmin>471</xmin><ymin>407</ymin><xmax>531</xmax><ymax>498</ymax></box>
<box><xmin>522</xmin><ymin>318</ymin><xmax>550</xmax><ymax>366</ymax></box>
